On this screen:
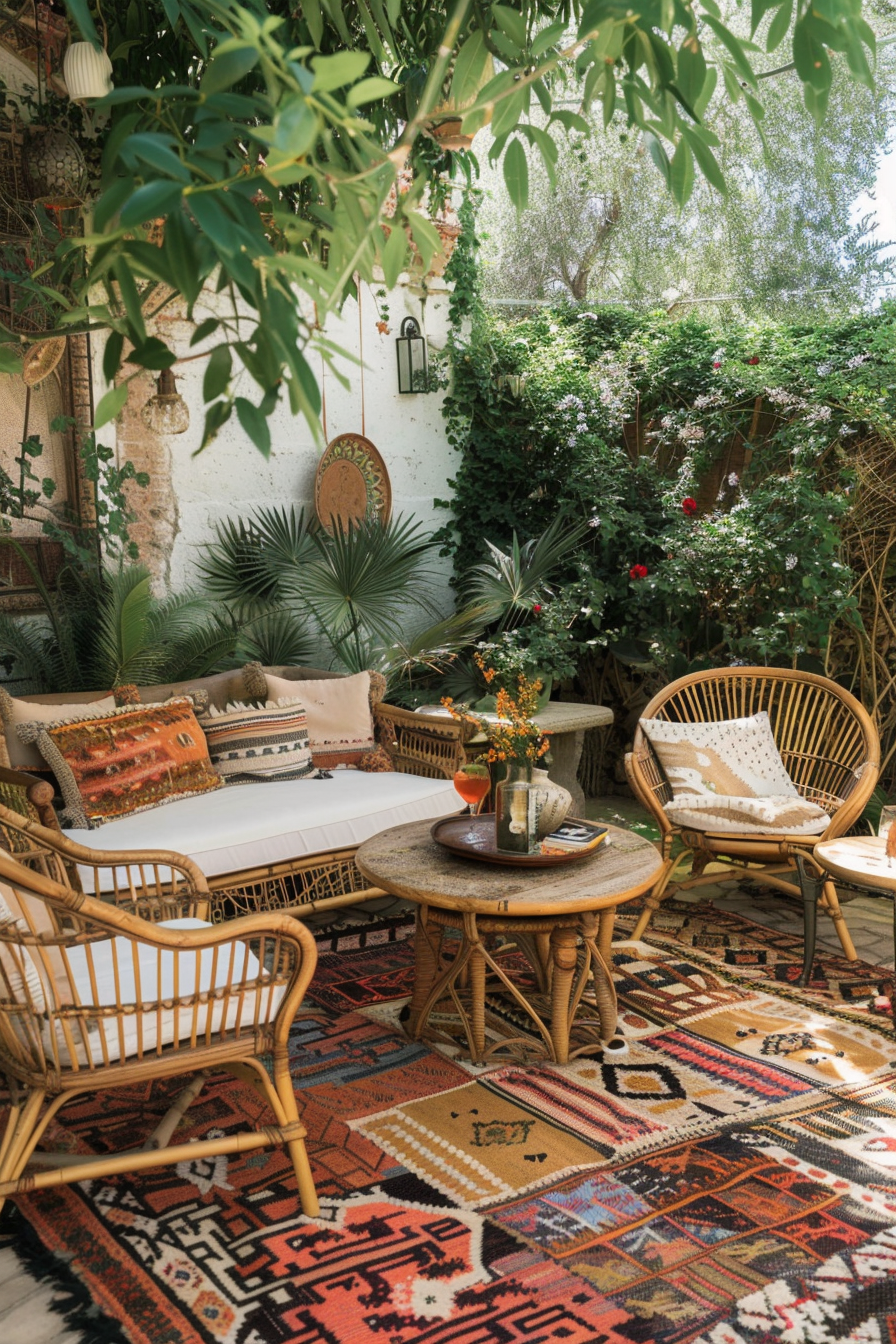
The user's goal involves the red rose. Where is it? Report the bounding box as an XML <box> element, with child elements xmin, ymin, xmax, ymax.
<box><xmin>682</xmin><ymin>497</ymin><xmax>697</xmax><ymax>516</ymax></box>
<box><xmin>533</xmin><ymin>603</ymin><xmax>542</xmax><ymax>613</ymax></box>
<box><xmin>712</xmin><ymin>361</ymin><xmax>721</xmax><ymax>369</ymax></box>
<box><xmin>747</xmin><ymin>355</ymin><xmax>760</xmax><ymax>365</ymax></box>
<box><xmin>629</xmin><ymin>563</ymin><xmax>648</xmax><ymax>580</ymax></box>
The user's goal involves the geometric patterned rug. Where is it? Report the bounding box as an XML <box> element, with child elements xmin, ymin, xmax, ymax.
<box><xmin>6</xmin><ymin>900</ymin><xmax>896</xmax><ymax>1344</ymax></box>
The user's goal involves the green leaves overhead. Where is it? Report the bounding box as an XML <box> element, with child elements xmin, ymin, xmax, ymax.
<box><xmin>35</xmin><ymin>0</ymin><xmax>878</xmax><ymax>454</ymax></box>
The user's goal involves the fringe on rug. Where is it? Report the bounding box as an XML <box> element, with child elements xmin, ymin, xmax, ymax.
<box><xmin>0</xmin><ymin>1205</ymin><xmax>128</xmax><ymax>1344</ymax></box>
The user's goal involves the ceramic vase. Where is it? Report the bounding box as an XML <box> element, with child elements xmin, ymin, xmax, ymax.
<box><xmin>495</xmin><ymin>762</ymin><xmax>536</xmax><ymax>854</ymax></box>
<box><xmin>530</xmin><ymin>768</ymin><xmax>573</xmax><ymax>838</ymax></box>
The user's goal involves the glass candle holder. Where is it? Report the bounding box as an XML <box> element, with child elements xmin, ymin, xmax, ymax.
<box><xmin>878</xmin><ymin>804</ymin><xmax>896</xmax><ymax>838</ymax></box>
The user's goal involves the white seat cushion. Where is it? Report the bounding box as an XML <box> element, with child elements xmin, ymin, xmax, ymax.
<box><xmin>665</xmin><ymin>793</ymin><xmax>831</xmax><ymax>835</ymax></box>
<box><xmin>70</xmin><ymin>772</ymin><xmax>461</xmax><ymax>889</ymax></box>
<box><xmin>55</xmin><ymin>918</ymin><xmax>285</xmax><ymax>1066</ymax></box>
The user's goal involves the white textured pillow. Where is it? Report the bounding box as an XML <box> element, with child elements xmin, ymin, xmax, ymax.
<box><xmin>640</xmin><ymin>711</ymin><xmax>797</xmax><ymax>799</ymax></box>
<box><xmin>263</xmin><ymin>671</ymin><xmax>375</xmax><ymax>769</ymax></box>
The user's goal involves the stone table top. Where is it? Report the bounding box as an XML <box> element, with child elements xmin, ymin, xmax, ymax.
<box><xmin>814</xmin><ymin>835</ymin><xmax>896</xmax><ymax>894</ymax></box>
<box><xmin>415</xmin><ymin>702</ymin><xmax>613</xmax><ymax>737</ymax></box>
<box><xmin>355</xmin><ymin>819</ymin><xmax>663</xmax><ymax>917</ymax></box>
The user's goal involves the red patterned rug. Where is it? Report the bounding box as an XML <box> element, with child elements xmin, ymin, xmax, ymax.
<box><xmin>5</xmin><ymin>902</ymin><xmax>896</xmax><ymax>1344</ymax></box>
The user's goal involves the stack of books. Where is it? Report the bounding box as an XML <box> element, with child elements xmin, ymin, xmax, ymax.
<box><xmin>540</xmin><ymin>821</ymin><xmax>609</xmax><ymax>857</ymax></box>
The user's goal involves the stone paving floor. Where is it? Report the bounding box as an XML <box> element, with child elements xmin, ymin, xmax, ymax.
<box><xmin>0</xmin><ymin>795</ymin><xmax>893</xmax><ymax>1339</ymax></box>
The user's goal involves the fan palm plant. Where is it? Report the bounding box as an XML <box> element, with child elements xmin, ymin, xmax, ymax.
<box><xmin>198</xmin><ymin>506</ymin><xmax>475</xmax><ymax>676</ymax></box>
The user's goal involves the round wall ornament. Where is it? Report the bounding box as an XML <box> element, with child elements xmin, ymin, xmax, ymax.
<box><xmin>314</xmin><ymin>433</ymin><xmax>392</xmax><ymax>533</ymax></box>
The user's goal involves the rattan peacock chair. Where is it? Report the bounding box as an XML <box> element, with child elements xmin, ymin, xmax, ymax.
<box><xmin>0</xmin><ymin>798</ymin><xmax>320</xmax><ymax>1218</ymax></box>
<box><xmin>625</xmin><ymin>667</ymin><xmax>880</xmax><ymax>959</ymax></box>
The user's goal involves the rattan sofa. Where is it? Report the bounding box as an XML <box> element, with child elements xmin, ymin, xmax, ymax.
<box><xmin>3</xmin><ymin>666</ymin><xmax>475</xmax><ymax>918</ymax></box>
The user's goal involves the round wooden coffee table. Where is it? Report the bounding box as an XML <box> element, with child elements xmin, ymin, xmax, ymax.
<box><xmin>355</xmin><ymin>819</ymin><xmax>663</xmax><ymax>1065</ymax></box>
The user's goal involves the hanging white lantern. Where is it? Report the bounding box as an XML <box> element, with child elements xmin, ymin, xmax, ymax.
<box><xmin>63</xmin><ymin>42</ymin><xmax>113</xmax><ymax>102</ymax></box>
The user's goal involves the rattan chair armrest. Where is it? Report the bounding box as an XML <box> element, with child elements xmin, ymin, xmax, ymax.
<box><xmin>70</xmin><ymin>898</ymin><xmax>318</xmax><ymax>1026</ymax></box>
<box><xmin>625</xmin><ymin>746</ymin><xmax>674</xmax><ymax>835</ymax></box>
<box><xmin>75</xmin><ymin>894</ymin><xmax>313</xmax><ymax>952</ymax></box>
<box><xmin>374</xmin><ymin>701</ymin><xmax>477</xmax><ymax>779</ymax></box>
<box><xmin>0</xmin><ymin>766</ymin><xmax>59</xmax><ymax>830</ymax></box>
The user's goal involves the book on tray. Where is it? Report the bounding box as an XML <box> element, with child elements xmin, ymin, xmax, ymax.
<box><xmin>540</xmin><ymin>821</ymin><xmax>609</xmax><ymax>856</ymax></box>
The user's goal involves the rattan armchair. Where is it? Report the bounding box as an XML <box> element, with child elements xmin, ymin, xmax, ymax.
<box><xmin>625</xmin><ymin>667</ymin><xmax>880</xmax><ymax>959</ymax></box>
<box><xmin>0</xmin><ymin>804</ymin><xmax>320</xmax><ymax>1218</ymax></box>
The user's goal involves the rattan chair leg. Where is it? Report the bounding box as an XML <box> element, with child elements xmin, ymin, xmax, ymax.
<box><xmin>222</xmin><ymin>1057</ymin><xmax>319</xmax><ymax>1218</ymax></box>
<box><xmin>821</xmin><ymin>879</ymin><xmax>857</xmax><ymax>961</ymax></box>
<box><xmin>0</xmin><ymin>1090</ymin><xmax>43</xmax><ymax>1201</ymax></box>
<box><xmin>630</xmin><ymin>856</ymin><xmax>679</xmax><ymax>941</ymax></box>
<box><xmin>272</xmin><ymin>1054</ymin><xmax>319</xmax><ymax>1218</ymax></box>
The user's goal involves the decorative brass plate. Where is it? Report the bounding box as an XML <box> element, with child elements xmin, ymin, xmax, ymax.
<box><xmin>314</xmin><ymin>433</ymin><xmax>392</xmax><ymax>533</ymax></box>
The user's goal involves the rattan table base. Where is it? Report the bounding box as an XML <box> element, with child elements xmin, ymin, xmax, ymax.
<box><xmin>355</xmin><ymin>818</ymin><xmax>663</xmax><ymax>1066</ymax></box>
<box><xmin>406</xmin><ymin>905</ymin><xmax>620</xmax><ymax>1064</ymax></box>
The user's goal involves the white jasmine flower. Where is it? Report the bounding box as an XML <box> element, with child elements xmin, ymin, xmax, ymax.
<box><xmin>785</xmin><ymin>554</ymin><xmax>798</xmax><ymax>571</ymax></box>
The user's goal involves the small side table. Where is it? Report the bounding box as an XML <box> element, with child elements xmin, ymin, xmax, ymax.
<box><xmin>416</xmin><ymin>703</ymin><xmax>614</xmax><ymax>814</ymax></box>
<box><xmin>797</xmin><ymin>836</ymin><xmax>896</xmax><ymax>985</ymax></box>
<box><xmin>355</xmin><ymin>818</ymin><xmax>662</xmax><ymax>1065</ymax></box>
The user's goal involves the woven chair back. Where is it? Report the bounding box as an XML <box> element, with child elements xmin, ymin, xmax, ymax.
<box><xmin>633</xmin><ymin>667</ymin><xmax>879</xmax><ymax>817</ymax></box>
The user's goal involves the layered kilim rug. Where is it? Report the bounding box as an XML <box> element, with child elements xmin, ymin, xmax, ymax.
<box><xmin>5</xmin><ymin>899</ymin><xmax>896</xmax><ymax>1344</ymax></box>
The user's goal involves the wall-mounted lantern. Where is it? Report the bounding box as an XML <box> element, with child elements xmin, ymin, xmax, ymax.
<box><xmin>395</xmin><ymin>317</ymin><xmax>429</xmax><ymax>394</ymax></box>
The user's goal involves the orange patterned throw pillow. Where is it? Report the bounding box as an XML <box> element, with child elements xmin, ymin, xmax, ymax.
<box><xmin>17</xmin><ymin>697</ymin><xmax>222</xmax><ymax>828</ymax></box>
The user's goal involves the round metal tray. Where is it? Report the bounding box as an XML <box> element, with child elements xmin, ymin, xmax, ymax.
<box><xmin>431</xmin><ymin>814</ymin><xmax>604</xmax><ymax>867</ymax></box>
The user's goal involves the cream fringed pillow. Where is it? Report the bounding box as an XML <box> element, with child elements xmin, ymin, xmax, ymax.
<box><xmin>640</xmin><ymin>711</ymin><xmax>831</xmax><ymax>835</ymax></box>
<box><xmin>263</xmin><ymin>671</ymin><xmax>376</xmax><ymax>770</ymax></box>
<box><xmin>663</xmin><ymin>794</ymin><xmax>830</xmax><ymax>835</ymax></box>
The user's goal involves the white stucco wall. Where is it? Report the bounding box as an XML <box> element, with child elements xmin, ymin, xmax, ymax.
<box><xmin>114</xmin><ymin>275</ymin><xmax>457</xmax><ymax>607</ymax></box>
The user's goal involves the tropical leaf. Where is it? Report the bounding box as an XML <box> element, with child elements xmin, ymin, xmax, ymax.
<box><xmin>157</xmin><ymin>613</ymin><xmax>242</xmax><ymax>682</ymax></box>
<box><xmin>197</xmin><ymin>516</ymin><xmax>285</xmax><ymax>609</ymax></box>
<box><xmin>378</xmin><ymin>605</ymin><xmax>493</xmax><ymax>684</ymax></box>
<box><xmin>463</xmin><ymin>516</ymin><xmax>589</xmax><ymax>628</ymax></box>
<box><xmin>246</xmin><ymin>506</ymin><xmax>317</xmax><ymax>572</ymax></box>
<box><xmin>294</xmin><ymin>515</ymin><xmax>440</xmax><ymax>657</ymax></box>
<box><xmin>236</xmin><ymin>607</ymin><xmax>318</xmax><ymax>668</ymax></box>
<box><xmin>89</xmin><ymin>567</ymin><xmax>152</xmax><ymax>687</ymax></box>
<box><xmin>0</xmin><ymin>614</ymin><xmax>56</xmax><ymax>693</ymax></box>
